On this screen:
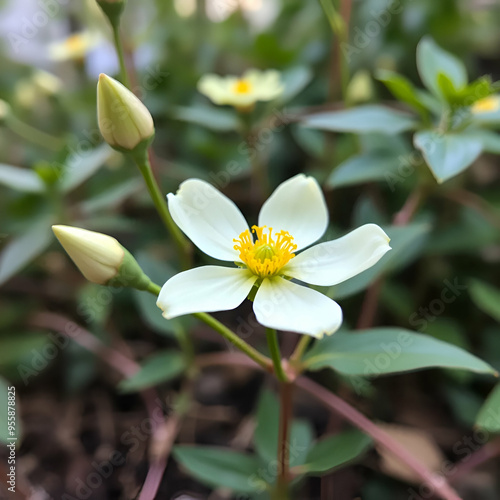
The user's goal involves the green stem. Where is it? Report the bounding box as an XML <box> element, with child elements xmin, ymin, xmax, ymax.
<box><xmin>111</xmin><ymin>24</ymin><xmax>131</xmax><ymax>88</ymax></box>
<box><xmin>290</xmin><ymin>335</ymin><xmax>312</xmax><ymax>364</ymax></box>
<box><xmin>145</xmin><ymin>282</ymin><xmax>273</xmax><ymax>373</ymax></box>
<box><xmin>195</xmin><ymin>313</ymin><xmax>273</xmax><ymax>373</ymax></box>
<box><xmin>266</xmin><ymin>328</ymin><xmax>288</xmax><ymax>382</ymax></box>
<box><xmin>5</xmin><ymin>114</ymin><xmax>64</xmax><ymax>151</ymax></box>
<box><xmin>135</xmin><ymin>158</ymin><xmax>191</xmax><ymax>269</ymax></box>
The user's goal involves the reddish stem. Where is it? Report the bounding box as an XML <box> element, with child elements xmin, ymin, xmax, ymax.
<box><xmin>196</xmin><ymin>352</ymin><xmax>462</xmax><ymax>500</ymax></box>
<box><xmin>295</xmin><ymin>377</ymin><xmax>462</xmax><ymax>500</ymax></box>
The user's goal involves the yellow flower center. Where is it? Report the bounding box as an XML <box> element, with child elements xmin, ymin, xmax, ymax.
<box><xmin>64</xmin><ymin>34</ymin><xmax>87</xmax><ymax>54</ymax></box>
<box><xmin>233</xmin><ymin>225</ymin><xmax>297</xmax><ymax>278</ymax></box>
<box><xmin>471</xmin><ymin>96</ymin><xmax>500</xmax><ymax>113</ymax></box>
<box><xmin>234</xmin><ymin>79</ymin><xmax>252</xmax><ymax>94</ymax></box>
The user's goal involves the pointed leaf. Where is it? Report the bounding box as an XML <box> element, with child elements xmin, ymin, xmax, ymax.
<box><xmin>299</xmin><ymin>430</ymin><xmax>372</xmax><ymax>475</ymax></box>
<box><xmin>60</xmin><ymin>143</ymin><xmax>116</xmax><ymax>193</ymax></box>
<box><xmin>0</xmin><ymin>217</ymin><xmax>53</xmax><ymax>285</ymax></box>
<box><xmin>0</xmin><ymin>164</ymin><xmax>44</xmax><ymax>193</ymax></box>
<box><xmin>414</xmin><ymin>130</ymin><xmax>483</xmax><ymax>183</ymax></box>
<box><xmin>476</xmin><ymin>383</ymin><xmax>500</xmax><ymax>433</ymax></box>
<box><xmin>302</xmin><ymin>105</ymin><xmax>417</xmax><ymax>135</ymax></box>
<box><xmin>303</xmin><ymin>329</ymin><xmax>496</xmax><ymax>376</ymax></box>
<box><xmin>416</xmin><ymin>37</ymin><xmax>467</xmax><ymax>98</ymax></box>
<box><xmin>173</xmin><ymin>446</ymin><xmax>265</xmax><ymax>493</ymax></box>
<box><xmin>469</xmin><ymin>280</ymin><xmax>500</xmax><ymax>323</ymax></box>
<box><xmin>376</xmin><ymin>70</ymin><xmax>429</xmax><ymax>115</ymax></box>
<box><xmin>118</xmin><ymin>351</ymin><xmax>185</xmax><ymax>393</ymax></box>
<box><xmin>172</xmin><ymin>105</ymin><xmax>239</xmax><ymax>132</ymax></box>
<box><xmin>327</xmin><ymin>153</ymin><xmax>402</xmax><ymax>188</ymax></box>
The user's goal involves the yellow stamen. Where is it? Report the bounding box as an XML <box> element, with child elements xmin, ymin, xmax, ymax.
<box><xmin>234</xmin><ymin>79</ymin><xmax>252</xmax><ymax>94</ymax></box>
<box><xmin>233</xmin><ymin>225</ymin><xmax>297</xmax><ymax>278</ymax></box>
<box><xmin>471</xmin><ymin>96</ymin><xmax>500</xmax><ymax>113</ymax></box>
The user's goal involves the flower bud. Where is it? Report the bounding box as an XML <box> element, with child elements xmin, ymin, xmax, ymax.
<box><xmin>96</xmin><ymin>0</ymin><xmax>126</xmax><ymax>28</ymax></box>
<box><xmin>52</xmin><ymin>225</ymin><xmax>152</xmax><ymax>290</ymax></box>
<box><xmin>97</xmin><ymin>73</ymin><xmax>154</xmax><ymax>153</ymax></box>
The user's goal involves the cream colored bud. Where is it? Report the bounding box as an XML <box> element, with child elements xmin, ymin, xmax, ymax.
<box><xmin>97</xmin><ymin>73</ymin><xmax>154</xmax><ymax>152</ymax></box>
<box><xmin>52</xmin><ymin>225</ymin><xmax>125</xmax><ymax>285</ymax></box>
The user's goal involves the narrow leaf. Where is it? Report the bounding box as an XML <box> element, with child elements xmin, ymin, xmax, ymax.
<box><xmin>302</xmin><ymin>105</ymin><xmax>417</xmax><ymax>135</ymax></box>
<box><xmin>300</xmin><ymin>430</ymin><xmax>372</xmax><ymax>475</ymax></box>
<box><xmin>118</xmin><ymin>351</ymin><xmax>185</xmax><ymax>392</ymax></box>
<box><xmin>173</xmin><ymin>446</ymin><xmax>265</xmax><ymax>493</ymax></box>
<box><xmin>303</xmin><ymin>329</ymin><xmax>496</xmax><ymax>376</ymax></box>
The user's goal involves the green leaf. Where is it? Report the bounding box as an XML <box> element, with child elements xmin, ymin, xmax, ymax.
<box><xmin>329</xmin><ymin>223</ymin><xmax>430</xmax><ymax>299</ymax></box>
<box><xmin>172</xmin><ymin>105</ymin><xmax>239</xmax><ymax>132</ymax></box>
<box><xmin>303</xmin><ymin>329</ymin><xmax>496</xmax><ymax>376</ymax></box>
<box><xmin>0</xmin><ymin>216</ymin><xmax>53</xmax><ymax>285</ymax></box>
<box><xmin>299</xmin><ymin>430</ymin><xmax>372</xmax><ymax>475</ymax></box>
<box><xmin>254</xmin><ymin>389</ymin><xmax>314</xmax><ymax>467</ymax></box>
<box><xmin>414</xmin><ymin>130</ymin><xmax>483</xmax><ymax>183</ymax></box>
<box><xmin>476</xmin><ymin>383</ymin><xmax>500</xmax><ymax>433</ymax></box>
<box><xmin>302</xmin><ymin>105</ymin><xmax>417</xmax><ymax>135</ymax></box>
<box><xmin>0</xmin><ymin>164</ymin><xmax>44</xmax><ymax>193</ymax></box>
<box><xmin>326</xmin><ymin>153</ymin><xmax>402</xmax><ymax>188</ymax></box>
<box><xmin>173</xmin><ymin>446</ymin><xmax>265</xmax><ymax>493</ymax></box>
<box><xmin>469</xmin><ymin>280</ymin><xmax>500</xmax><ymax>323</ymax></box>
<box><xmin>0</xmin><ymin>332</ymin><xmax>51</xmax><ymax>372</ymax></box>
<box><xmin>118</xmin><ymin>350</ymin><xmax>185</xmax><ymax>392</ymax></box>
<box><xmin>60</xmin><ymin>143</ymin><xmax>116</xmax><ymax>193</ymax></box>
<box><xmin>416</xmin><ymin>37</ymin><xmax>467</xmax><ymax>98</ymax></box>
<box><xmin>276</xmin><ymin>66</ymin><xmax>313</xmax><ymax>105</ymax></box>
<box><xmin>376</xmin><ymin>70</ymin><xmax>429</xmax><ymax>115</ymax></box>
<box><xmin>0</xmin><ymin>378</ymin><xmax>22</xmax><ymax>444</ymax></box>
<box><xmin>78</xmin><ymin>178</ymin><xmax>141</xmax><ymax>215</ymax></box>
<box><xmin>461</xmin><ymin>129</ymin><xmax>500</xmax><ymax>154</ymax></box>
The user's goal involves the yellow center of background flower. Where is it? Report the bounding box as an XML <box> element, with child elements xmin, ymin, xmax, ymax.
<box><xmin>64</xmin><ymin>34</ymin><xmax>87</xmax><ymax>54</ymax></box>
<box><xmin>234</xmin><ymin>79</ymin><xmax>252</xmax><ymax>94</ymax></box>
<box><xmin>471</xmin><ymin>96</ymin><xmax>500</xmax><ymax>113</ymax></box>
<box><xmin>233</xmin><ymin>225</ymin><xmax>297</xmax><ymax>278</ymax></box>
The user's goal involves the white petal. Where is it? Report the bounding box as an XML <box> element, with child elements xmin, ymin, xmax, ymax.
<box><xmin>258</xmin><ymin>174</ymin><xmax>328</xmax><ymax>251</ymax></box>
<box><xmin>157</xmin><ymin>266</ymin><xmax>257</xmax><ymax>319</ymax></box>
<box><xmin>283</xmin><ymin>224</ymin><xmax>391</xmax><ymax>286</ymax></box>
<box><xmin>253</xmin><ymin>277</ymin><xmax>343</xmax><ymax>338</ymax></box>
<box><xmin>168</xmin><ymin>179</ymin><xmax>249</xmax><ymax>261</ymax></box>
<box><xmin>198</xmin><ymin>74</ymin><xmax>230</xmax><ymax>105</ymax></box>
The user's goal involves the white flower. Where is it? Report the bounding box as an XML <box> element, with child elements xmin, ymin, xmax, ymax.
<box><xmin>52</xmin><ymin>225</ymin><xmax>125</xmax><ymax>285</ymax></box>
<box><xmin>48</xmin><ymin>31</ymin><xmax>101</xmax><ymax>62</ymax></box>
<box><xmin>157</xmin><ymin>175</ymin><xmax>391</xmax><ymax>338</ymax></box>
<box><xmin>198</xmin><ymin>69</ymin><xmax>284</xmax><ymax>110</ymax></box>
<box><xmin>97</xmin><ymin>73</ymin><xmax>155</xmax><ymax>151</ymax></box>
<box><xmin>471</xmin><ymin>95</ymin><xmax>500</xmax><ymax>114</ymax></box>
